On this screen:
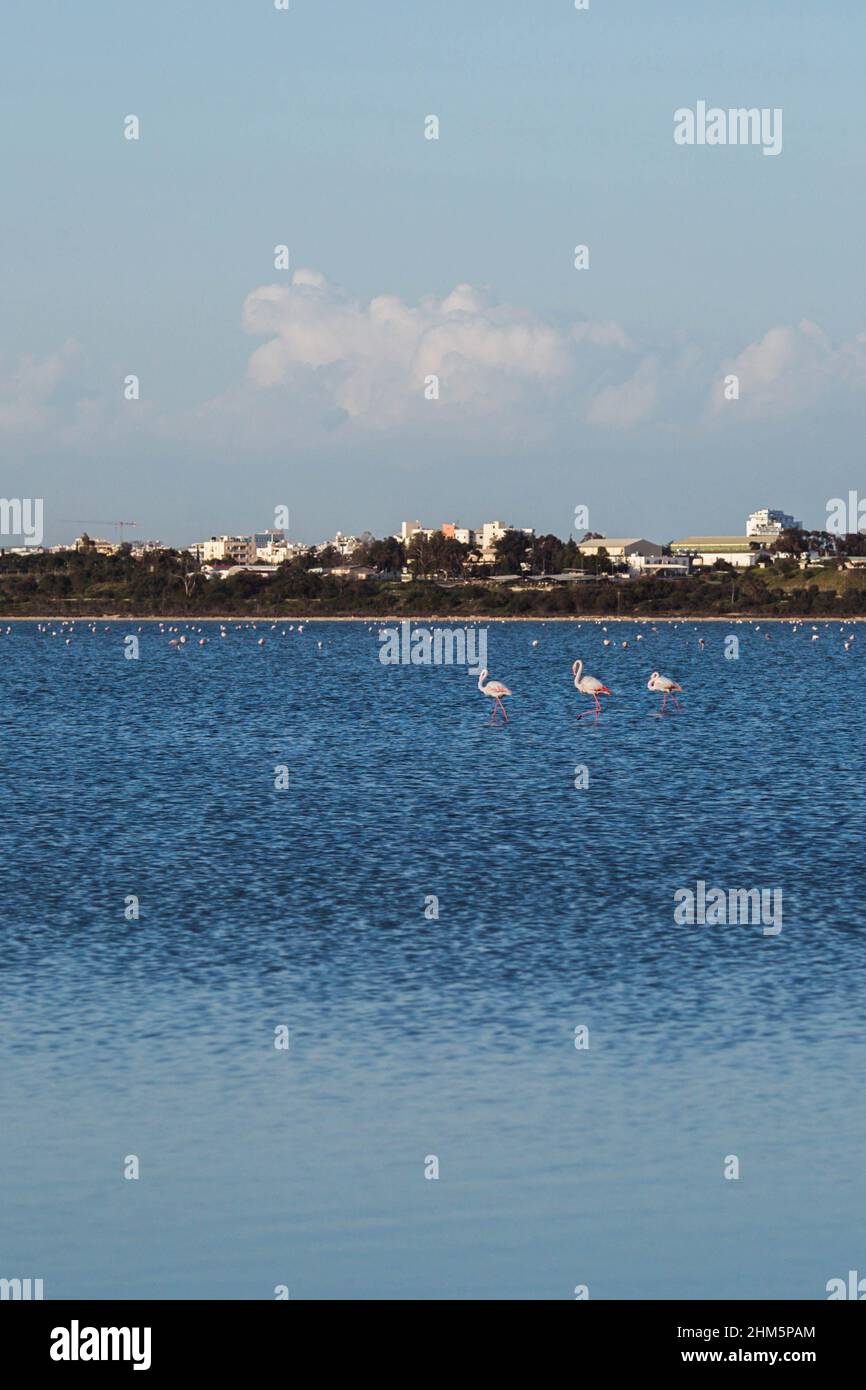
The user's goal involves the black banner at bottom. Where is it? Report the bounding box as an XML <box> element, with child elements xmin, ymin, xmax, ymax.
<box><xmin>1</xmin><ymin>1299</ymin><xmax>858</xmax><ymax>1374</ymax></box>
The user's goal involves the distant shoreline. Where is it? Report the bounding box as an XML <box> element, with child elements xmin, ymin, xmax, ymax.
<box><xmin>3</xmin><ymin>614</ymin><xmax>865</xmax><ymax>624</ymax></box>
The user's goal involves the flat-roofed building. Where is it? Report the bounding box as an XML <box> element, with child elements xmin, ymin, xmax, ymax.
<box><xmin>746</xmin><ymin>507</ymin><xmax>800</xmax><ymax>537</ymax></box>
<box><xmin>199</xmin><ymin>535</ymin><xmax>257</xmax><ymax>564</ymax></box>
<box><xmin>671</xmin><ymin>536</ymin><xmax>770</xmax><ymax>568</ymax></box>
<box><xmin>481</xmin><ymin>520</ymin><xmax>510</xmax><ymax>551</ymax></box>
<box><xmin>635</xmin><ymin>556</ymin><xmax>691</xmax><ymax>576</ymax></box>
<box><xmin>130</xmin><ymin>540</ymin><xmax>169</xmax><ymax>558</ymax></box>
<box><xmin>253</xmin><ymin>529</ymin><xmax>288</xmax><ymax>562</ymax></box>
<box><xmin>326</xmin><ymin>564</ymin><xmax>379</xmax><ymax>579</ymax></box>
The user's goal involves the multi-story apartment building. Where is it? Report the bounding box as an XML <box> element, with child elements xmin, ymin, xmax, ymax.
<box><xmin>441</xmin><ymin>523</ymin><xmax>477</xmax><ymax>546</ymax></box>
<box><xmin>746</xmin><ymin>507</ymin><xmax>801</xmax><ymax>537</ymax></box>
<box><xmin>253</xmin><ymin>529</ymin><xmax>290</xmax><ymax>563</ymax></box>
<box><xmin>395</xmin><ymin>519</ymin><xmax>531</xmax><ymax>555</ymax></box>
<box><xmin>480</xmin><ymin>520</ymin><xmax>510</xmax><ymax>552</ymax></box>
<box><xmin>196</xmin><ymin>536</ymin><xmax>257</xmax><ymax>564</ymax></box>
<box><xmin>478</xmin><ymin>520</ymin><xmax>534</xmax><ymax>560</ymax></box>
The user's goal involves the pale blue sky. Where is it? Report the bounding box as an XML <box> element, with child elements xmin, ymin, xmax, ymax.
<box><xmin>1</xmin><ymin>0</ymin><xmax>864</xmax><ymax>545</ymax></box>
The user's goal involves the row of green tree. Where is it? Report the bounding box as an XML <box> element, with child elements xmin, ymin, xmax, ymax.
<box><xmin>3</xmin><ymin>542</ymin><xmax>866</xmax><ymax>615</ymax></box>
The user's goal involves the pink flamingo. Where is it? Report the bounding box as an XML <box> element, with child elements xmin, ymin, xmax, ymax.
<box><xmin>572</xmin><ymin>659</ymin><xmax>611</xmax><ymax>720</ymax></box>
<box><xmin>477</xmin><ymin>668</ymin><xmax>511</xmax><ymax>723</ymax></box>
<box><xmin>647</xmin><ymin>670</ymin><xmax>683</xmax><ymax>713</ymax></box>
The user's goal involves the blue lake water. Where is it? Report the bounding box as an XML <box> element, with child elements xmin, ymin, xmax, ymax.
<box><xmin>1</xmin><ymin>616</ymin><xmax>864</xmax><ymax>1299</ymax></box>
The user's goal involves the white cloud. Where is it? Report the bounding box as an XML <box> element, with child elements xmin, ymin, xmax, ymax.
<box><xmin>587</xmin><ymin>357</ymin><xmax>659</xmax><ymax>429</ymax></box>
<box><xmin>571</xmin><ymin>320</ymin><xmax>632</xmax><ymax>350</ymax></box>
<box><xmin>712</xmin><ymin>319</ymin><xmax>866</xmax><ymax>417</ymax></box>
<box><xmin>239</xmin><ymin>269</ymin><xmax>625</xmax><ymax>426</ymax></box>
<box><xmin>0</xmin><ymin>340</ymin><xmax>82</xmax><ymax>434</ymax></box>
<box><xmin>9</xmin><ymin>276</ymin><xmax>866</xmax><ymax>466</ymax></box>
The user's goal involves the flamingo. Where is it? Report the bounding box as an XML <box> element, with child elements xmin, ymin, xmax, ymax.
<box><xmin>572</xmin><ymin>659</ymin><xmax>611</xmax><ymax>721</ymax></box>
<box><xmin>477</xmin><ymin>668</ymin><xmax>511</xmax><ymax>723</ymax></box>
<box><xmin>647</xmin><ymin>670</ymin><xmax>683</xmax><ymax>713</ymax></box>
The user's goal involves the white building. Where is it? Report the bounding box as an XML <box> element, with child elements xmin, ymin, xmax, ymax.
<box><xmin>129</xmin><ymin>540</ymin><xmax>170</xmax><ymax>558</ymax></box>
<box><xmin>197</xmin><ymin>536</ymin><xmax>257</xmax><ymax>564</ymax></box>
<box><xmin>746</xmin><ymin>507</ymin><xmax>801</xmax><ymax>537</ymax></box>
<box><xmin>189</xmin><ymin>530</ymin><xmax>298</xmax><ymax>565</ymax></box>
<box><xmin>205</xmin><ymin>563</ymin><xmax>280</xmax><ymax>581</ymax></box>
<box><xmin>331</xmin><ymin>531</ymin><xmax>358</xmax><ymax>557</ymax></box>
<box><xmin>629</xmin><ymin>555</ymin><xmax>691</xmax><ymax>576</ymax></box>
<box><xmin>480</xmin><ymin>520</ymin><xmax>534</xmax><ymax>550</ymax></box>
<box><xmin>253</xmin><ymin>529</ymin><xmax>289</xmax><ymax>563</ymax></box>
<box><xmin>671</xmin><ymin>536</ymin><xmax>770</xmax><ymax>568</ymax></box>
<box><xmin>478</xmin><ymin>520</ymin><xmax>534</xmax><ymax>560</ymax></box>
<box><xmin>394</xmin><ymin>518</ymin><xmax>531</xmax><ymax>555</ymax></box>
<box><xmin>481</xmin><ymin>520</ymin><xmax>510</xmax><ymax>551</ymax></box>
<box><xmin>577</xmin><ymin>537</ymin><xmax>664</xmax><ymax>570</ymax></box>
<box><xmin>325</xmin><ymin>563</ymin><xmax>378</xmax><ymax>579</ymax></box>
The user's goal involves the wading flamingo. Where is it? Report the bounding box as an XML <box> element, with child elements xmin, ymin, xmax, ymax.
<box><xmin>478</xmin><ymin>669</ymin><xmax>511</xmax><ymax>723</ymax></box>
<box><xmin>572</xmin><ymin>660</ymin><xmax>611</xmax><ymax>721</ymax></box>
<box><xmin>647</xmin><ymin>670</ymin><xmax>683</xmax><ymax>713</ymax></box>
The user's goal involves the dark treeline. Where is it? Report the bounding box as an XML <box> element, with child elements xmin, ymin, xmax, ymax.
<box><xmin>2</xmin><ymin>529</ymin><xmax>866</xmax><ymax>616</ymax></box>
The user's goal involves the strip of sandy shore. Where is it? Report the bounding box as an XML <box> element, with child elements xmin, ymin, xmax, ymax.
<box><xmin>2</xmin><ymin>614</ymin><xmax>864</xmax><ymax>624</ymax></box>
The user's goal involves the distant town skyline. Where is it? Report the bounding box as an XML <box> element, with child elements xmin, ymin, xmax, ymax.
<box><xmin>6</xmin><ymin>501</ymin><xmax>816</xmax><ymax>561</ymax></box>
<box><xmin>0</xmin><ymin>496</ymin><xmax>833</xmax><ymax>554</ymax></box>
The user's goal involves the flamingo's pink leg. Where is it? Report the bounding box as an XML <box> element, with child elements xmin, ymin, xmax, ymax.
<box><xmin>661</xmin><ymin>691</ymin><xmax>667</xmax><ymax>713</ymax></box>
<box><xmin>501</xmin><ymin>701</ymin><xmax>508</xmax><ymax>723</ymax></box>
<box><xmin>672</xmin><ymin>695</ymin><xmax>682</xmax><ymax>711</ymax></box>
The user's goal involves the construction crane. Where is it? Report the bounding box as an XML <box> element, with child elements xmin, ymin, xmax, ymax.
<box><xmin>60</xmin><ymin>519</ymin><xmax>139</xmax><ymax>544</ymax></box>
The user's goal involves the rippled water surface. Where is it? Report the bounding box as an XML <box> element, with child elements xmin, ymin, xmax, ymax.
<box><xmin>1</xmin><ymin>617</ymin><xmax>864</xmax><ymax>1299</ymax></box>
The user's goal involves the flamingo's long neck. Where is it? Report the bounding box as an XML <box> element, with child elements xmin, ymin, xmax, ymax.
<box><xmin>573</xmin><ymin>660</ymin><xmax>583</xmax><ymax>684</ymax></box>
<box><xmin>477</xmin><ymin>670</ymin><xmax>487</xmax><ymax>692</ymax></box>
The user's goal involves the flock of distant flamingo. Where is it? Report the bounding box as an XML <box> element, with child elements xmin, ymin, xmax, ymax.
<box><xmin>477</xmin><ymin>661</ymin><xmax>682</xmax><ymax>723</ymax></box>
